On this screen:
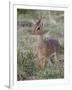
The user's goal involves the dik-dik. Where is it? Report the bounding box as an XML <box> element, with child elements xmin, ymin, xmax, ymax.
<box><xmin>32</xmin><ymin>18</ymin><xmax>60</xmax><ymax>71</ymax></box>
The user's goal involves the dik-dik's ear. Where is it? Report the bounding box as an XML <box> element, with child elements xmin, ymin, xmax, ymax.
<box><xmin>41</xmin><ymin>22</ymin><xmax>43</xmax><ymax>27</ymax></box>
<box><xmin>36</xmin><ymin>17</ymin><xmax>42</xmax><ymax>25</ymax></box>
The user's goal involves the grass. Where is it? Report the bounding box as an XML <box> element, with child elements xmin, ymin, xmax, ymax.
<box><xmin>17</xmin><ymin>9</ymin><xmax>64</xmax><ymax>80</ymax></box>
<box><xmin>17</xmin><ymin>49</ymin><xmax>64</xmax><ymax>80</ymax></box>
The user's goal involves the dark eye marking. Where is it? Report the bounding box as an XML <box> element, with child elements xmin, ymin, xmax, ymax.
<box><xmin>37</xmin><ymin>27</ymin><xmax>40</xmax><ymax>30</ymax></box>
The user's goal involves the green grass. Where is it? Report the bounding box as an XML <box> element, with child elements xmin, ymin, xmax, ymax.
<box><xmin>17</xmin><ymin>49</ymin><xmax>64</xmax><ymax>80</ymax></box>
<box><xmin>17</xmin><ymin>9</ymin><xmax>64</xmax><ymax>80</ymax></box>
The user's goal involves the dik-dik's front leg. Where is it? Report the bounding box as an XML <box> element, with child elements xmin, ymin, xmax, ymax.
<box><xmin>38</xmin><ymin>56</ymin><xmax>48</xmax><ymax>71</ymax></box>
<box><xmin>38</xmin><ymin>56</ymin><xmax>48</xmax><ymax>78</ymax></box>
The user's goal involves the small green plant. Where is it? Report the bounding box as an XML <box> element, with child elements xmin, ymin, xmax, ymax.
<box><xmin>17</xmin><ymin>49</ymin><xmax>38</xmax><ymax>80</ymax></box>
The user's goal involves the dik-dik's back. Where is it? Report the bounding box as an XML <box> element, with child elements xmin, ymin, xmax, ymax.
<box><xmin>32</xmin><ymin>18</ymin><xmax>60</xmax><ymax>70</ymax></box>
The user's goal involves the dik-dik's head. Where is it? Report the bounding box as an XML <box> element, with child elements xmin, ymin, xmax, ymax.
<box><xmin>32</xmin><ymin>18</ymin><xmax>44</xmax><ymax>35</ymax></box>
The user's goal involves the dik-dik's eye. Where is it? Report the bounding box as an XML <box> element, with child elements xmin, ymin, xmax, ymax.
<box><xmin>37</xmin><ymin>27</ymin><xmax>40</xmax><ymax>31</ymax></box>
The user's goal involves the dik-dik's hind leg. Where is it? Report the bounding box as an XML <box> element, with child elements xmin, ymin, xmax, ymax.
<box><xmin>50</xmin><ymin>52</ymin><xmax>59</xmax><ymax>68</ymax></box>
<box><xmin>53</xmin><ymin>52</ymin><xmax>60</xmax><ymax>68</ymax></box>
<box><xmin>53</xmin><ymin>52</ymin><xmax>58</xmax><ymax>62</ymax></box>
<box><xmin>50</xmin><ymin>52</ymin><xmax>58</xmax><ymax>62</ymax></box>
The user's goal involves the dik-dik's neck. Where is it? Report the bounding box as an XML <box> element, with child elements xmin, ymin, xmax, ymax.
<box><xmin>36</xmin><ymin>35</ymin><xmax>44</xmax><ymax>45</ymax></box>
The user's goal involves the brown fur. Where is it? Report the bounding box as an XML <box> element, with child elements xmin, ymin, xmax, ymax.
<box><xmin>32</xmin><ymin>18</ymin><xmax>60</xmax><ymax>71</ymax></box>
